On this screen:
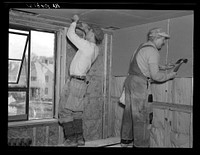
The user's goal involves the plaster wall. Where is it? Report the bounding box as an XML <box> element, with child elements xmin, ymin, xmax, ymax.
<box><xmin>112</xmin><ymin>14</ymin><xmax>193</xmax><ymax>77</ymax></box>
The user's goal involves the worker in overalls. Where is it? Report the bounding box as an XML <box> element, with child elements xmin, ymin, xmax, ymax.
<box><xmin>120</xmin><ymin>28</ymin><xmax>177</xmax><ymax>147</ymax></box>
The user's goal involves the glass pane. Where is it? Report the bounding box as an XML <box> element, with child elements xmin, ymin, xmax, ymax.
<box><xmin>9</xmin><ymin>33</ymin><xmax>27</xmax><ymax>59</ymax></box>
<box><xmin>29</xmin><ymin>31</ymin><xmax>55</xmax><ymax>120</ymax></box>
<box><xmin>8</xmin><ymin>91</ymin><xmax>26</xmax><ymax>116</ymax></box>
<box><xmin>8</xmin><ymin>43</ymin><xmax>28</xmax><ymax>85</ymax></box>
<box><xmin>8</xmin><ymin>60</ymin><xmax>21</xmax><ymax>83</ymax></box>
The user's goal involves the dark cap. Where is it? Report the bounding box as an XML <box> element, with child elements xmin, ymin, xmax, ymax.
<box><xmin>89</xmin><ymin>24</ymin><xmax>104</xmax><ymax>45</ymax></box>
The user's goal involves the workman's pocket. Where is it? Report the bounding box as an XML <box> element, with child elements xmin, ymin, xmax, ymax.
<box><xmin>69</xmin><ymin>79</ymin><xmax>87</xmax><ymax>99</ymax></box>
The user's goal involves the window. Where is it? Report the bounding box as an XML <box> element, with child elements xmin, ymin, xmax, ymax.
<box><xmin>45</xmin><ymin>88</ymin><xmax>48</xmax><ymax>95</ymax></box>
<box><xmin>8</xmin><ymin>27</ymin><xmax>55</xmax><ymax>121</ymax></box>
<box><xmin>31</xmin><ymin>76</ymin><xmax>37</xmax><ymax>81</ymax></box>
<box><xmin>45</xmin><ymin>59</ymin><xmax>48</xmax><ymax>64</ymax></box>
<box><xmin>45</xmin><ymin>75</ymin><xmax>49</xmax><ymax>83</ymax></box>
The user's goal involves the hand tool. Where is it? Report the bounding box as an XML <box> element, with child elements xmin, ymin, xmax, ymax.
<box><xmin>173</xmin><ymin>58</ymin><xmax>188</xmax><ymax>72</ymax></box>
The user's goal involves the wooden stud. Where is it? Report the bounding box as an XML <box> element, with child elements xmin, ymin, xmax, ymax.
<box><xmin>102</xmin><ymin>34</ymin><xmax>108</xmax><ymax>139</ymax></box>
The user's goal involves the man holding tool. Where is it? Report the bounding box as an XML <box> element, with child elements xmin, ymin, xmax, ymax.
<box><xmin>120</xmin><ymin>28</ymin><xmax>182</xmax><ymax>147</ymax></box>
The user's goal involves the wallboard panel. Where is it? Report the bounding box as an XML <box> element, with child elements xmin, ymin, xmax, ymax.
<box><xmin>112</xmin><ymin>14</ymin><xmax>193</xmax><ymax>77</ymax></box>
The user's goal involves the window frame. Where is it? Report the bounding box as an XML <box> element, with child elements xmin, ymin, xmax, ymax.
<box><xmin>8</xmin><ymin>31</ymin><xmax>29</xmax><ymax>84</ymax></box>
<box><xmin>8</xmin><ymin>26</ymin><xmax>30</xmax><ymax>121</ymax></box>
<box><xmin>8</xmin><ymin>24</ymin><xmax>56</xmax><ymax>122</ymax></box>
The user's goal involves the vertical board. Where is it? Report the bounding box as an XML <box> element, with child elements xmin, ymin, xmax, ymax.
<box><xmin>151</xmin><ymin>82</ymin><xmax>168</xmax><ymax>103</ymax></box>
<box><xmin>150</xmin><ymin>78</ymin><xmax>193</xmax><ymax>147</ymax></box>
<box><xmin>102</xmin><ymin>33</ymin><xmax>108</xmax><ymax>138</ymax></box>
<box><xmin>171</xmin><ymin>78</ymin><xmax>193</xmax><ymax>147</ymax></box>
<box><xmin>107</xmin><ymin>34</ymin><xmax>115</xmax><ymax>137</ymax></box>
<box><xmin>111</xmin><ymin>76</ymin><xmax>126</xmax><ymax>137</ymax></box>
<box><xmin>110</xmin><ymin>77</ymin><xmax>193</xmax><ymax>147</ymax></box>
<box><xmin>150</xmin><ymin>108</ymin><xmax>165</xmax><ymax>147</ymax></box>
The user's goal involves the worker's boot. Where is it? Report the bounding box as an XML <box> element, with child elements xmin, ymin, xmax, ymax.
<box><xmin>62</xmin><ymin>122</ymin><xmax>78</xmax><ymax>147</ymax></box>
<box><xmin>74</xmin><ymin>119</ymin><xmax>85</xmax><ymax>146</ymax></box>
<box><xmin>120</xmin><ymin>139</ymin><xmax>134</xmax><ymax>147</ymax></box>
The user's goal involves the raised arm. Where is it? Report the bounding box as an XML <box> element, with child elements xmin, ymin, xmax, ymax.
<box><xmin>67</xmin><ymin>15</ymin><xmax>90</xmax><ymax>50</ymax></box>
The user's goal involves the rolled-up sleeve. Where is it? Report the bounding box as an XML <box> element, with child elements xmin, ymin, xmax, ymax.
<box><xmin>67</xmin><ymin>22</ymin><xmax>90</xmax><ymax>50</ymax></box>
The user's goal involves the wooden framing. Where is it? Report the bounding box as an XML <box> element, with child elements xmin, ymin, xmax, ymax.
<box><xmin>110</xmin><ymin>77</ymin><xmax>193</xmax><ymax>147</ymax></box>
<box><xmin>150</xmin><ymin>101</ymin><xmax>192</xmax><ymax>114</ymax></box>
<box><xmin>8</xmin><ymin>9</ymin><xmax>115</xmax><ymax>144</ymax></box>
<box><xmin>150</xmin><ymin>77</ymin><xmax>193</xmax><ymax>147</ymax></box>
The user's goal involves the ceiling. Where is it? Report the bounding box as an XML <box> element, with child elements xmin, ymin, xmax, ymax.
<box><xmin>17</xmin><ymin>9</ymin><xmax>193</xmax><ymax>30</ymax></box>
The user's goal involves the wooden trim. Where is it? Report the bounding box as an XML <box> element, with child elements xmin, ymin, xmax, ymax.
<box><xmin>45</xmin><ymin>126</ymin><xmax>49</xmax><ymax>146</ymax></box>
<box><xmin>189</xmin><ymin>113</ymin><xmax>193</xmax><ymax>147</ymax></box>
<box><xmin>8</xmin><ymin>114</ymin><xmax>28</xmax><ymax>122</ymax></box>
<box><xmin>58</xmin><ymin>125</ymin><xmax>64</xmax><ymax>145</ymax></box>
<box><xmin>54</xmin><ymin>31</ymin><xmax>61</xmax><ymax>119</ymax></box>
<box><xmin>8</xmin><ymin>118</ymin><xmax>58</xmax><ymax>127</ymax></box>
<box><xmin>149</xmin><ymin>101</ymin><xmax>192</xmax><ymax>114</ymax></box>
<box><xmin>33</xmin><ymin>127</ymin><xmax>36</xmax><ymax>146</ymax></box>
<box><xmin>108</xmin><ymin>34</ymin><xmax>114</xmax><ymax>137</ymax></box>
<box><xmin>102</xmin><ymin>34</ymin><xmax>108</xmax><ymax>139</ymax></box>
<box><xmin>9</xmin><ymin>10</ymin><xmax>113</xmax><ymax>34</ymax></box>
<box><xmin>9</xmin><ymin>11</ymin><xmax>66</xmax><ymax>31</ymax></box>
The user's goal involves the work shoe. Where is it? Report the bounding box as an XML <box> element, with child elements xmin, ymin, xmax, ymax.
<box><xmin>76</xmin><ymin>133</ymin><xmax>85</xmax><ymax>146</ymax></box>
<box><xmin>120</xmin><ymin>139</ymin><xmax>134</xmax><ymax>147</ymax></box>
<box><xmin>63</xmin><ymin>134</ymin><xmax>78</xmax><ymax>147</ymax></box>
<box><xmin>62</xmin><ymin>122</ymin><xmax>78</xmax><ymax>147</ymax></box>
<box><xmin>73</xmin><ymin>119</ymin><xmax>85</xmax><ymax>146</ymax></box>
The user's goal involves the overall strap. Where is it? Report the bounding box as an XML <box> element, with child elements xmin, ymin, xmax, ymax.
<box><xmin>128</xmin><ymin>43</ymin><xmax>156</xmax><ymax>80</ymax></box>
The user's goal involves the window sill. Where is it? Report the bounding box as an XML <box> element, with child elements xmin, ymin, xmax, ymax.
<box><xmin>8</xmin><ymin>118</ymin><xmax>58</xmax><ymax>127</ymax></box>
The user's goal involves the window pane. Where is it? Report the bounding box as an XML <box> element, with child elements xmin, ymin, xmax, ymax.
<box><xmin>9</xmin><ymin>33</ymin><xmax>28</xmax><ymax>59</ymax></box>
<box><xmin>8</xmin><ymin>91</ymin><xmax>26</xmax><ymax>116</ymax></box>
<box><xmin>8</xmin><ymin>44</ymin><xmax>28</xmax><ymax>86</ymax></box>
<box><xmin>29</xmin><ymin>30</ymin><xmax>54</xmax><ymax>120</ymax></box>
<box><xmin>8</xmin><ymin>60</ymin><xmax>21</xmax><ymax>83</ymax></box>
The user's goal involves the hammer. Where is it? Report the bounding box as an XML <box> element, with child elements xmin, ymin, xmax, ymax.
<box><xmin>173</xmin><ymin>58</ymin><xmax>188</xmax><ymax>72</ymax></box>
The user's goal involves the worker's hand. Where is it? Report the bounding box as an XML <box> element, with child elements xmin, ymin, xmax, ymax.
<box><xmin>169</xmin><ymin>71</ymin><xmax>177</xmax><ymax>79</ymax></box>
<box><xmin>72</xmin><ymin>15</ymin><xmax>79</xmax><ymax>23</ymax></box>
<box><xmin>166</xmin><ymin>63</ymin><xmax>175</xmax><ymax>70</ymax></box>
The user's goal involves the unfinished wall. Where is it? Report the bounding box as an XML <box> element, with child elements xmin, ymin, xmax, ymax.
<box><xmin>65</xmin><ymin>33</ymin><xmax>113</xmax><ymax>141</ymax></box>
<box><xmin>150</xmin><ymin>78</ymin><xmax>193</xmax><ymax>147</ymax></box>
<box><xmin>8</xmin><ymin>33</ymin><xmax>113</xmax><ymax>145</ymax></box>
<box><xmin>110</xmin><ymin>13</ymin><xmax>193</xmax><ymax>147</ymax></box>
<box><xmin>112</xmin><ymin>14</ymin><xmax>193</xmax><ymax>77</ymax></box>
<box><xmin>110</xmin><ymin>76</ymin><xmax>126</xmax><ymax>136</ymax></box>
<box><xmin>8</xmin><ymin>121</ymin><xmax>60</xmax><ymax>146</ymax></box>
<box><xmin>110</xmin><ymin>77</ymin><xmax>193</xmax><ymax>147</ymax></box>
<box><xmin>8</xmin><ymin>10</ymin><xmax>113</xmax><ymax>145</ymax></box>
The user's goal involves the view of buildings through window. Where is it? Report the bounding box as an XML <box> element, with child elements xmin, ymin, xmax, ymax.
<box><xmin>8</xmin><ymin>29</ymin><xmax>55</xmax><ymax>120</ymax></box>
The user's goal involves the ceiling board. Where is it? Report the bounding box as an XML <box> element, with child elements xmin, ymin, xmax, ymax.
<box><xmin>117</xmin><ymin>10</ymin><xmax>185</xmax><ymax>18</ymax></box>
<box><xmin>16</xmin><ymin>9</ymin><xmax>193</xmax><ymax>30</ymax></box>
<box><xmin>78</xmin><ymin>10</ymin><xmax>149</xmax><ymax>28</ymax></box>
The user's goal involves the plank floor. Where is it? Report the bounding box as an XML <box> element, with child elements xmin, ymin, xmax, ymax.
<box><xmin>57</xmin><ymin>137</ymin><xmax>140</xmax><ymax>147</ymax></box>
<box><xmin>79</xmin><ymin>136</ymin><xmax>121</xmax><ymax>147</ymax></box>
